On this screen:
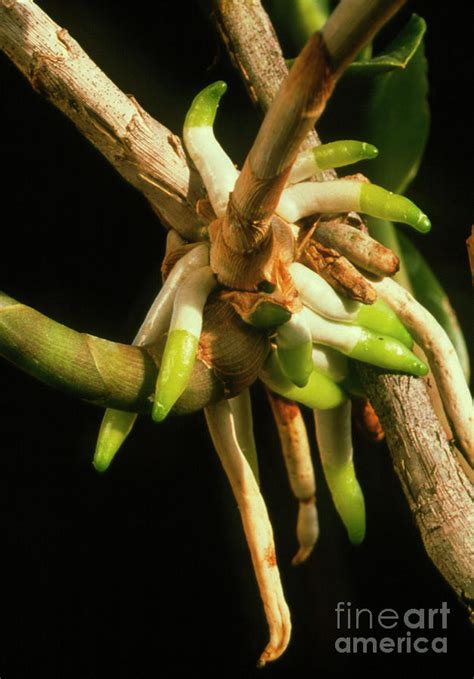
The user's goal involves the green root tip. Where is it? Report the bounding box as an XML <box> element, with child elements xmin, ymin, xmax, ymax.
<box><xmin>350</xmin><ymin>329</ymin><xmax>429</xmax><ymax>376</ymax></box>
<box><xmin>152</xmin><ymin>329</ymin><xmax>199</xmax><ymax>423</ymax></box>
<box><xmin>348</xmin><ymin>525</ymin><xmax>366</xmax><ymax>546</ymax></box>
<box><xmin>152</xmin><ymin>401</ymin><xmax>170</xmax><ymax>423</ymax></box>
<box><xmin>93</xmin><ymin>409</ymin><xmax>137</xmax><ymax>473</ymax></box>
<box><xmin>413</xmin><ymin>359</ymin><xmax>429</xmax><ymax>377</ymax></box>
<box><xmin>249</xmin><ymin>302</ymin><xmax>292</xmax><ymax>328</ymax></box>
<box><xmin>325</xmin><ymin>463</ymin><xmax>366</xmax><ymax>545</ymax></box>
<box><xmin>277</xmin><ymin>343</ymin><xmax>313</xmax><ymax>387</ymax></box>
<box><xmin>359</xmin><ymin>184</ymin><xmax>431</xmax><ymax>232</ymax></box>
<box><xmin>262</xmin><ymin>352</ymin><xmax>348</xmax><ymax>410</ymax></box>
<box><xmin>184</xmin><ymin>81</ymin><xmax>228</xmax><ymax>128</ymax></box>
<box><xmin>92</xmin><ymin>457</ymin><xmax>110</xmax><ymax>473</ymax></box>
<box><xmin>417</xmin><ymin>214</ymin><xmax>431</xmax><ymax>233</ymax></box>
<box><xmin>314</xmin><ymin>140</ymin><xmax>379</xmax><ymax>170</ymax></box>
<box><xmin>362</xmin><ymin>142</ymin><xmax>378</xmax><ymax>159</ymax></box>
<box><xmin>356</xmin><ymin>299</ymin><xmax>414</xmax><ymax>348</ymax></box>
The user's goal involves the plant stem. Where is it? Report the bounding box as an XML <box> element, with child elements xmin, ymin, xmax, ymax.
<box><xmin>217</xmin><ymin>0</ymin><xmax>406</xmax><ymax>254</ymax></box>
<box><xmin>0</xmin><ymin>291</ymin><xmax>221</xmax><ymax>414</ymax></box>
<box><xmin>322</xmin><ymin>0</ymin><xmax>406</xmax><ymax>74</ymax></box>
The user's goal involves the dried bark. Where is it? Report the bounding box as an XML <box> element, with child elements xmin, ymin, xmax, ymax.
<box><xmin>359</xmin><ymin>366</ymin><xmax>474</xmax><ymax>609</ymax></box>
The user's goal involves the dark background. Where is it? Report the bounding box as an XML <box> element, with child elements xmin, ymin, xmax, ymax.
<box><xmin>0</xmin><ymin>2</ymin><xmax>472</xmax><ymax>677</ymax></box>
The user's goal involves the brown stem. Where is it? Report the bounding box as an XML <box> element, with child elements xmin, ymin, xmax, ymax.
<box><xmin>0</xmin><ymin>0</ymin><xmax>205</xmax><ymax>240</ymax></box>
<box><xmin>216</xmin><ymin>0</ymin><xmax>406</xmax><ymax>255</ymax></box>
<box><xmin>322</xmin><ymin>0</ymin><xmax>406</xmax><ymax>74</ymax></box>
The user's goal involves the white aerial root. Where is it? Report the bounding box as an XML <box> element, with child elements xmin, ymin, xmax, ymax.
<box><xmin>314</xmin><ymin>400</ymin><xmax>366</xmax><ymax>545</ymax></box>
<box><xmin>228</xmin><ymin>389</ymin><xmax>260</xmax><ymax>484</ymax></box>
<box><xmin>152</xmin><ymin>264</ymin><xmax>217</xmax><ymax>422</ymax></box>
<box><xmin>278</xmin><ymin>179</ymin><xmax>430</xmax><ymax>233</ymax></box>
<box><xmin>301</xmin><ymin>306</ymin><xmax>362</xmax><ymax>355</ymax></box>
<box><xmin>94</xmin><ymin>234</ymin><xmax>208</xmax><ymax>470</ymax></box>
<box><xmin>134</xmin><ymin>243</ymin><xmax>209</xmax><ymax>345</ymax></box>
<box><xmin>278</xmin><ymin>179</ymin><xmax>361</xmax><ymax>223</ymax></box>
<box><xmin>290</xmin><ymin>262</ymin><xmax>360</xmax><ymax>321</ymax></box>
<box><xmin>182</xmin><ymin>81</ymin><xmax>239</xmax><ymax>219</ymax></box>
<box><xmin>370</xmin><ymin>277</ymin><xmax>474</xmax><ymax>463</ymax></box>
<box><xmin>287</xmin><ymin>140</ymin><xmax>378</xmax><ymax>185</ymax></box>
<box><xmin>267</xmin><ymin>392</ymin><xmax>318</xmax><ymax>566</ymax></box>
<box><xmin>183</xmin><ymin>125</ymin><xmax>238</xmax><ymax>217</ymax></box>
<box><xmin>167</xmin><ymin>265</ymin><xmax>217</xmax><ymax>338</ymax></box>
<box><xmin>205</xmin><ymin>400</ymin><xmax>291</xmax><ymax>667</ymax></box>
<box><xmin>276</xmin><ymin>310</ymin><xmax>313</xmax><ymax>387</ymax></box>
<box><xmin>164</xmin><ymin>228</ymin><xmax>185</xmax><ymax>256</ymax></box>
<box><xmin>311</xmin><ymin>345</ymin><xmax>349</xmax><ymax>383</ymax></box>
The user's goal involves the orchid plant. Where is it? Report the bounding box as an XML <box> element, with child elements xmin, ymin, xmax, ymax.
<box><xmin>0</xmin><ymin>0</ymin><xmax>472</xmax><ymax>669</ymax></box>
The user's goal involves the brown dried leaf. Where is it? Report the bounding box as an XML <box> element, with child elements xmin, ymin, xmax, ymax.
<box><xmin>210</xmin><ymin>213</ymin><xmax>295</xmax><ymax>290</ymax></box>
<box><xmin>198</xmin><ymin>292</ymin><xmax>271</xmax><ymax>396</ymax></box>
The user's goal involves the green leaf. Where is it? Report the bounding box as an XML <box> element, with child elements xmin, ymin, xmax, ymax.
<box><xmin>348</xmin><ymin>14</ymin><xmax>426</xmax><ymax>75</ymax></box>
<box><xmin>320</xmin><ymin>15</ymin><xmax>429</xmax><ymax>195</ymax></box>
<box><xmin>360</xmin><ymin>34</ymin><xmax>429</xmax><ymax>193</ymax></box>
<box><xmin>397</xmin><ymin>232</ymin><xmax>470</xmax><ymax>380</ymax></box>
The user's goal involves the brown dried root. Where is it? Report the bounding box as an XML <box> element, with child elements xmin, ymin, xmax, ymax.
<box><xmin>315</xmin><ymin>220</ymin><xmax>400</xmax><ymax>277</ymax></box>
<box><xmin>228</xmin><ymin>389</ymin><xmax>260</xmax><ymax>484</ymax></box>
<box><xmin>467</xmin><ymin>225</ymin><xmax>474</xmax><ymax>286</ymax></box>
<box><xmin>352</xmin><ymin>397</ymin><xmax>385</xmax><ymax>443</ymax></box>
<box><xmin>266</xmin><ymin>390</ymin><xmax>318</xmax><ymax>566</ymax></box>
<box><xmin>300</xmin><ymin>239</ymin><xmax>377</xmax><ymax>304</ymax></box>
<box><xmin>204</xmin><ymin>399</ymin><xmax>291</xmax><ymax>667</ymax></box>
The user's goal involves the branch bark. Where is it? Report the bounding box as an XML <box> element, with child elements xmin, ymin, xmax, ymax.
<box><xmin>358</xmin><ymin>366</ymin><xmax>474</xmax><ymax>609</ymax></box>
<box><xmin>214</xmin><ymin>0</ymin><xmax>473</xmax><ymax>611</ymax></box>
<box><xmin>0</xmin><ymin>0</ymin><xmax>205</xmax><ymax>240</ymax></box>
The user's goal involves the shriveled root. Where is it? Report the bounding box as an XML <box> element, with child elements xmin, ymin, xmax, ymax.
<box><xmin>205</xmin><ymin>400</ymin><xmax>292</xmax><ymax>666</ymax></box>
<box><xmin>371</xmin><ymin>277</ymin><xmax>474</xmax><ymax>465</ymax></box>
<box><xmin>266</xmin><ymin>389</ymin><xmax>318</xmax><ymax>565</ymax></box>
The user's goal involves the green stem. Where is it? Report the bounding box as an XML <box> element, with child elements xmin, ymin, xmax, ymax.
<box><xmin>0</xmin><ymin>292</ymin><xmax>220</xmax><ymax>414</ymax></box>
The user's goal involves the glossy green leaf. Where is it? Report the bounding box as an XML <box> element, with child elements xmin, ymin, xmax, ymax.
<box><xmin>360</xmin><ymin>36</ymin><xmax>429</xmax><ymax>192</ymax></box>
<box><xmin>321</xmin><ymin>15</ymin><xmax>429</xmax><ymax>195</ymax></box>
<box><xmin>348</xmin><ymin>14</ymin><xmax>426</xmax><ymax>75</ymax></box>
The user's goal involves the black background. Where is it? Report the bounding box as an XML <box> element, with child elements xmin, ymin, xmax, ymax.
<box><xmin>0</xmin><ymin>2</ymin><xmax>472</xmax><ymax>677</ymax></box>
